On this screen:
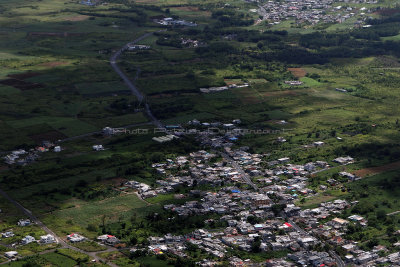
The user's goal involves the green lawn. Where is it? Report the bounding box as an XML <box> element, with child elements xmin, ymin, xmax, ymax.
<box><xmin>42</xmin><ymin>194</ymin><xmax>147</xmax><ymax>237</ymax></box>
<box><xmin>7</xmin><ymin>116</ymin><xmax>99</xmax><ymax>137</ymax></box>
<box><xmin>41</xmin><ymin>252</ymin><xmax>77</xmax><ymax>267</ymax></box>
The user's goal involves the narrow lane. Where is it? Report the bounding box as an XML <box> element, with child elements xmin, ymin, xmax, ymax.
<box><xmin>218</xmin><ymin>151</ymin><xmax>258</xmax><ymax>190</ymax></box>
<box><xmin>110</xmin><ymin>31</ymin><xmax>164</xmax><ymax>129</ymax></box>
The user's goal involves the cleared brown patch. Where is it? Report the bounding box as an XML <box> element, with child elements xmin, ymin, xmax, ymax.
<box><xmin>8</xmin><ymin>72</ymin><xmax>39</xmax><ymax>80</ymax></box>
<box><xmin>150</xmin><ymin>15</ymin><xmax>165</xmax><ymax>20</ymax></box>
<box><xmin>288</xmin><ymin>67</ymin><xmax>307</xmax><ymax>78</ymax></box>
<box><xmin>29</xmin><ymin>131</ymin><xmax>67</xmax><ymax>143</ymax></box>
<box><xmin>0</xmin><ymin>165</ymin><xmax>9</xmax><ymax>171</ymax></box>
<box><xmin>0</xmin><ymin>79</ymin><xmax>43</xmax><ymax>90</ymax></box>
<box><xmin>175</xmin><ymin>6</ymin><xmax>200</xmax><ymax>12</ymax></box>
<box><xmin>150</xmin><ymin>93</ymin><xmax>174</xmax><ymax>98</ymax></box>
<box><xmin>28</xmin><ymin>32</ymin><xmax>85</xmax><ymax>37</ymax></box>
<box><xmin>374</xmin><ymin>8</ymin><xmax>400</xmax><ymax>16</ymax></box>
<box><xmin>172</xmin><ymin>6</ymin><xmax>211</xmax><ymax>17</ymax></box>
<box><xmin>100</xmin><ymin>177</ymin><xmax>127</xmax><ymax>187</ymax></box>
<box><xmin>64</xmin><ymin>15</ymin><xmax>89</xmax><ymax>22</ymax></box>
<box><xmin>354</xmin><ymin>160</ymin><xmax>400</xmax><ymax>177</ymax></box>
<box><xmin>169</xmin><ymin>58</ymin><xmax>203</xmax><ymax>65</ymax></box>
<box><xmin>234</xmin><ymin>88</ymin><xmax>262</xmax><ymax>104</ymax></box>
<box><xmin>224</xmin><ymin>79</ymin><xmax>242</xmax><ymax>86</ymax></box>
<box><xmin>135</xmin><ymin>0</ymin><xmax>158</xmax><ymax>3</ymax></box>
<box><xmin>262</xmin><ymin>90</ymin><xmax>298</xmax><ymax>97</ymax></box>
<box><xmin>39</xmin><ymin>61</ymin><xmax>68</xmax><ymax>68</ymax></box>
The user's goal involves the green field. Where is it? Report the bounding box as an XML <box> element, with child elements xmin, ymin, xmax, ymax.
<box><xmin>1</xmin><ymin>0</ymin><xmax>400</xmax><ymax>265</ymax></box>
<box><xmin>42</xmin><ymin>193</ymin><xmax>147</xmax><ymax>237</ymax></box>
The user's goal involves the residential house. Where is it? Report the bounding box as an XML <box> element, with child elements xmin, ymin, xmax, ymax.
<box><xmin>67</xmin><ymin>233</ymin><xmax>86</xmax><ymax>243</ymax></box>
<box><xmin>21</xmin><ymin>235</ymin><xmax>36</xmax><ymax>245</ymax></box>
<box><xmin>40</xmin><ymin>234</ymin><xmax>56</xmax><ymax>244</ymax></box>
<box><xmin>4</xmin><ymin>251</ymin><xmax>18</xmax><ymax>259</ymax></box>
<box><xmin>17</xmin><ymin>219</ymin><xmax>31</xmax><ymax>226</ymax></box>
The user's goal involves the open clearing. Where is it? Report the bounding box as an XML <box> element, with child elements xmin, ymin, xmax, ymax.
<box><xmin>288</xmin><ymin>67</ymin><xmax>307</xmax><ymax>78</ymax></box>
<box><xmin>354</xmin><ymin>160</ymin><xmax>400</xmax><ymax>177</ymax></box>
<box><xmin>42</xmin><ymin>194</ymin><xmax>148</xmax><ymax>236</ymax></box>
<box><xmin>39</xmin><ymin>61</ymin><xmax>69</xmax><ymax>68</ymax></box>
<box><xmin>63</xmin><ymin>15</ymin><xmax>89</xmax><ymax>22</ymax></box>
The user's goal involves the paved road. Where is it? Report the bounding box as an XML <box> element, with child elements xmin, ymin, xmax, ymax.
<box><xmin>0</xmin><ymin>188</ymin><xmax>117</xmax><ymax>266</ymax></box>
<box><xmin>286</xmin><ymin>218</ymin><xmax>345</xmax><ymax>267</ymax></box>
<box><xmin>110</xmin><ymin>32</ymin><xmax>164</xmax><ymax>129</ymax></box>
<box><xmin>387</xmin><ymin>210</ymin><xmax>400</xmax><ymax>216</ymax></box>
<box><xmin>1</xmin><ymin>32</ymin><xmax>165</xmax><ymax>156</ymax></box>
<box><xmin>330</xmin><ymin>250</ymin><xmax>346</xmax><ymax>267</ymax></box>
<box><xmin>219</xmin><ymin>151</ymin><xmax>258</xmax><ymax>190</ymax></box>
<box><xmin>258</xmin><ymin>4</ymin><xmax>268</xmax><ymax>19</ymax></box>
<box><xmin>287</xmin><ymin>219</ymin><xmax>307</xmax><ymax>235</ymax></box>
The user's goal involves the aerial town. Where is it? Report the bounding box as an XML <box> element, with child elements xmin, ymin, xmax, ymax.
<box><xmin>1</xmin><ymin>0</ymin><xmax>400</xmax><ymax>265</ymax></box>
<box><xmin>257</xmin><ymin>0</ymin><xmax>377</xmax><ymax>26</ymax></box>
<box><xmin>2</xmin><ymin>120</ymin><xmax>396</xmax><ymax>266</ymax></box>
<box><xmin>133</xmin><ymin>122</ymin><xmax>397</xmax><ymax>266</ymax></box>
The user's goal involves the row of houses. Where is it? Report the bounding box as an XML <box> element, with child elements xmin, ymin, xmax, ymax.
<box><xmin>155</xmin><ymin>17</ymin><xmax>197</xmax><ymax>27</ymax></box>
<box><xmin>21</xmin><ymin>234</ymin><xmax>56</xmax><ymax>245</ymax></box>
<box><xmin>199</xmin><ymin>83</ymin><xmax>249</xmax><ymax>93</ymax></box>
<box><xmin>4</xmin><ymin>141</ymin><xmax>62</xmax><ymax>165</ymax></box>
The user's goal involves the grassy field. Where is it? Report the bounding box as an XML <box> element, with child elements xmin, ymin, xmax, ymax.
<box><xmin>1</xmin><ymin>249</ymin><xmax>97</xmax><ymax>267</ymax></box>
<box><xmin>1</xmin><ymin>0</ymin><xmax>400</xmax><ymax>264</ymax></box>
<box><xmin>0</xmin><ymin>0</ymin><xmax>165</xmax><ymax>149</ymax></box>
<box><xmin>42</xmin><ymin>193</ymin><xmax>148</xmax><ymax>237</ymax></box>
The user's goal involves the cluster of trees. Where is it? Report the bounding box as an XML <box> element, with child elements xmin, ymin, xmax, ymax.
<box><xmin>156</xmin><ymin>36</ymin><xmax>183</xmax><ymax>48</ymax></box>
<box><xmin>299</xmin><ymin>32</ymin><xmax>351</xmax><ymax>49</ymax></box>
<box><xmin>296</xmin><ymin>15</ymin><xmax>400</xmax><ymax>61</ymax></box>
<box><xmin>196</xmin><ymin>41</ymin><xmax>235</xmax><ymax>55</ymax></box>
<box><xmin>109</xmin><ymin>97</ymin><xmax>140</xmax><ymax>114</ymax></box>
<box><xmin>145</xmin><ymin>211</ymin><xmax>226</xmax><ymax>234</ymax></box>
<box><xmin>211</xmin><ymin>10</ymin><xmax>254</xmax><ymax>27</ymax></box>
<box><xmin>152</xmin><ymin>99</ymin><xmax>194</xmax><ymax>119</ymax></box>
<box><xmin>250</xmin><ymin>46</ymin><xmax>327</xmax><ymax>64</ymax></box>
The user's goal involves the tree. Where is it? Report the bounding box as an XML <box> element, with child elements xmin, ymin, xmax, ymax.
<box><xmin>185</xmin><ymin>70</ymin><xmax>195</xmax><ymax>79</ymax></box>
<box><xmin>185</xmin><ymin>241</ymin><xmax>198</xmax><ymax>252</ymax></box>
<box><xmin>377</xmin><ymin>209</ymin><xmax>386</xmax><ymax>220</ymax></box>
<box><xmin>87</xmin><ymin>223</ymin><xmax>97</xmax><ymax>232</ymax></box>
<box><xmin>251</xmin><ymin>236</ymin><xmax>261</xmax><ymax>252</ymax></box>
<box><xmin>366</xmin><ymin>238</ymin><xmax>378</xmax><ymax>249</ymax></box>
<box><xmin>129</xmin><ymin>236</ymin><xmax>138</xmax><ymax>245</ymax></box>
<box><xmin>150</xmin><ymin>152</ymin><xmax>164</xmax><ymax>163</ymax></box>
<box><xmin>387</xmin><ymin>225</ymin><xmax>395</xmax><ymax>236</ymax></box>
<box><xmin>23</xmin><ymin>262</ymin><xmax>41</xmax><ymax>267</ymax></box>
<box><xmin>272</xmin><ymin>204</ymin><xmax>286</xmax><ymax>216</ymax></box>
<box><xmin>247</xmin><ymin>215</ymin><xmax>260</xmax><ymax>224</ymax></box>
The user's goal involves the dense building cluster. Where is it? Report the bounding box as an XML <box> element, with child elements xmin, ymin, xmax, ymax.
<box><xmin>258</xmin><ymin>0</ymin><xmax>376</xmax><ymax>26</ymax></box>
<box><xmin>138</xmin><ymin>124</ymin><xmax>393</xmax><ymax>265</ymax></box>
